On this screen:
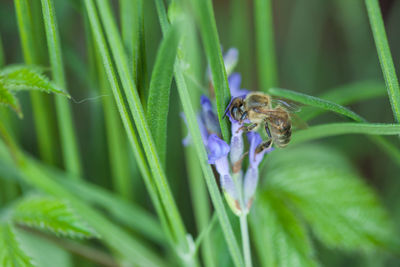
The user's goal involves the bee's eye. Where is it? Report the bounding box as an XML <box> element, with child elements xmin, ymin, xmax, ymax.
<box><xmin>231</xmin><ymin>107</ymin><xmax>240</xmax><ymax>120</ymax></box>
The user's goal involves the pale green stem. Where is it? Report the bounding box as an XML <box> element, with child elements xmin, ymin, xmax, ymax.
<box><xmin>240</xmin><ymin>214</ymin><xmax>252</xmax><ymax>267</ymax></box>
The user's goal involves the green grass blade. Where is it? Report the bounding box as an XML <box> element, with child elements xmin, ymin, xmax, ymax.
<box><xmin>153</xmin><ymin>2</ymin><xmax>244</xmax><ymax>265</ymax></box>
<box><xmin>268</xmin><ymin>87</ymin><xmax>400</xmax><ymax>165</ymax></box>
<box><xmin>174</xmin><ymin>64</ymin><xmax>244</xmax><ymax>267</ymax></box>
<box><xmin>83</xmin><ymin>0</ymin><xmax>178</xmax><ymax>250</ymax></box>
<box><xmin>189</xmin><ymin>0</ymin><xmax>231</xmax><ymax>141</ymax></box>
<box><xmin>254</xmin><ymin>0</ymin><xmax>278</xmax><ymax>91</ymax></box>
<box><xmin>301</xmin><ymin>81</ymin><xmax>386</xmax><ymax>122</ymax></box>
<box><xmin>365</xmin><ymin>0</ymin><xmax>400</xmax><ymax>122</ymax></box>
<box><xmin>97</xmin><ymin>58</ymin><xmax>132</xmax><ymax>200</ymax></box>
<box><xmin>14</xmin><ymin>0</ymin><xmax>57</xmax><ymax>165</ymax></box>
<box><xmin>40</xmin><ymin>0</ymin><xmax>82</xmax><ymax>177</ymax></box>
<box><xmin>93</xmin><ymin>0</ymin><xmax>188</xmax><ymax>249</ymax></box>
<box><xmin>146</xmin><ymin>22</ymin><xmax>180</xmax><ymax>166</ymax></box>
<box><xmin>292</xmin><ymin>123</ymin><xmax>400</xmax><ymax>145</ymax></box>
<box><xmin>268</xmin><ymin>87</ymin><xmax>365</xmax><ymax>122</ymax></box>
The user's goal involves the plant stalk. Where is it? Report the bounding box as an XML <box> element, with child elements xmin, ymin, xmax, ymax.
<box><xmin>240</xmin><ymin>214</ymin><xmax>253</xmax><ymax>267</ymax></box>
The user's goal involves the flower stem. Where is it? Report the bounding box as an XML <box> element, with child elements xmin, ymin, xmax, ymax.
<box><xmin>240</xmin><ymin>214</ymin><xmax>252</xmax><ymax>267</ymax></box>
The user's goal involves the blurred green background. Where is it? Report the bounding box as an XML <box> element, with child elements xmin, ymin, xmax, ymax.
<box><xmin>0</xmin><ymin>0</ymin><xmax>399</xmax><ymax>266</ymax></box>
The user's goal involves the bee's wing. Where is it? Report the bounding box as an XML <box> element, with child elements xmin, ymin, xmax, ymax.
<box><xmin>290</xmin><ymin>113</ymin><xmax>308</xmax><ymax>130</ymax></box>
<box><xmin>254</xmin><ymin>106</ymin><xmax>308</xmax><ymax>130</ymax></box>
<box><xmin>270</xmin><ymin>97</ymin><xmax>302</xmax><ymax>113</ymax></box>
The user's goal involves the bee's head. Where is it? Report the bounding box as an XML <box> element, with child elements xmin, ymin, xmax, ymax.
<box><xmin>224</xmin><ymin>97</ymin><xmax>247</xmax><ymax>123</ymax></box>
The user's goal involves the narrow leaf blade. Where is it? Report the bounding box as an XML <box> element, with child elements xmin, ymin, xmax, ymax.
<box><xmin>146</xmin><ymin>21</ymin><xmax>180</xmax><ymax>166</ymax></box>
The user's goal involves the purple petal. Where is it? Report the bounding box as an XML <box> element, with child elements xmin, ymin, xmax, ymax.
<box><xmin>221</xmin><ymin>174</ymin><xmax>238</xmax><ymax>201</ymax></box>
<box><xmin>229</xmin><ymin>121</ymin><xmax>244</xmax><ymax>164</ymax></box>
<box><xmin>200</xmin><ymin>95</ymin><xmax>220</xmax><ymax>135</ymax></box>
<box><xmin>247</xmin><ymin>131</ymin><xmax>270</xmax><ymax>167</ymax></box>
<box><xmin>223</xmin><ymin>48</ymin><xmax>239</xmax><ymax>76</ymax></box>
<box><xmin>207</xmin><ymin>134</ymin><xmax>230</xmax><ymax>164</ymax></box>
<box><xmin>228</xmin><ymin>73</ymin><xmax>250</xmax><ymax>98</ymax></box>
<box><xmin>228</xmin><ymin>73</ymin><xmax>241</xmax><ymax>92</ymax></box>
<box><xmin>243</xmin><ymin>167</ymin><xmax>259</xmax><ymax>209</ymax></box>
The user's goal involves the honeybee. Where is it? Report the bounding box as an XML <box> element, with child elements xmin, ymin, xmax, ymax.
<box><xmin>224</xmin><ymin>92</ymin><xmax>301</xmax><ymax>152</ymax></box>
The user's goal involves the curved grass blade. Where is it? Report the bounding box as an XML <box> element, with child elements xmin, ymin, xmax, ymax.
<box><xmin>189</xmin><ymin>0</ymin><xmax>231</xmax><ymax>141</ymax></box>
<box><xmin>269</xmin><ymin>87</ymin><xmax>365</xmax><ymax>122</ymax></box>
<box><xmin>153</xmin><ymin>2</ymin><xmax>244</xmax><ymax>265</ymax></box>
<box><xmin>365</xmin><ymin>0</ymin><xmax>400</xmax><ymax>122</ymax></box>
<box><xmin>84</xmin><ymin>0</ymin><xmax>175</xmax><ymax>248</ymax></box>
<box><xmin>292</xmin><ymin>123</ymin><xmax>400</xmax><ymax>145</ymax></box>
<box><xmin>147</xmin><ymin>22</ymin><xmax>180</xmax><ymax>166</ymax></box>
<box><xmin>40</xmin><ymin>0</ymin><xmax>82</xmax><ymax>177</ymax></box>
<box><xmin>301</xmin><ymin>81</ymin><xmax>386</xmax><ymax>122</ymax></box>
<box><xmin>268</xmin><ymin>87</ymin><xmax>400</xmax><ymax>165</ymax></box>
<box><xmin>94</xmin><ymin>0</ymin><xmax>190</xmax><ymax>252</ymax></box>
<box><xmin>254</xmin><ymin>0</ymin><xmax>278</xmax><ymax>91</ymax></box>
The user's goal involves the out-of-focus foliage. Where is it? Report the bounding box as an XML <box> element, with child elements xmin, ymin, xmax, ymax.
<box><xmin>252</xmin><ymin>145</ymin><xmax>398</xmax><ymax>266</ymax></box>
<box><xmin>0</xmin><ymin>223</ymin><xmax>35</xmax><ymax>267</ymax></box>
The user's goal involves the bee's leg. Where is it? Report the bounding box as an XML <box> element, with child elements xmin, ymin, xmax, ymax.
<box><xmin>265</xmin><ymin>123</ymin><xmax>272</xmax><ymax>139</ymax></box>
<box><xmin>237</xmin><ymin>123</ymin><xmax>258</xmax><ymax>133</ymax></box>
<box><xmin>255</xmin><ymin>140</ymin><xmax>272</xmax><ymax>154</ymax></box>
<box><xmin>255</xmin><ymin>124</ymin><xmax>273</xmax><ymax>153</ymax></box>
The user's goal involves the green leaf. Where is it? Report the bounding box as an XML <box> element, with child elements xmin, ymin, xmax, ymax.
<box><xmin>189</xmin><ymin>0</ymin><xmax>231</xmax><ymax>141</ymax></box>
<box><xmin>152</xmin><ymin>2</ymin><xmax>243</xmax><ymax>263</ymax></box>
<box><xmin>251</xmin><ymin>192</ymin><xmax>318</xmax><ymax>267</ymax></box>
<box><xmin>292</xmin><ymin>123</ymin><xmax>400</xmax><ymax>145</ymax></box>
<box><xmin>146</xmin><ymin>21</ymin><xmax>180</xmax><ymax>166</ymax></box>
<box><xmin>84</xmin><ymin>0</ymin><xmax>175</xmax><ymax>252</ymax></box>
<box><xmin>53</xmin><ymin>172</ymin><xmax>165</xmax><ymax>244</ymax></box>
<box><xmin>365</xmin><ymin>0</ymin><xmax>400</xmax><ymax>122</ymax></box>
<box><xmin>85</xmin><ymin>0</ymin><xmax>185</xmax><ymax>252</ymax></box>
<box><xmin>0</xmin><ymin>223</ymin><xmax>35</xmax><ymax>267</ymax></box>
<box><xmin>301</xmin><ymin>81</ymin><xmax>386</xmax><ymax>122</ymax></box>
<box><xmin>13</xmin><ymin>195</ymin><xmax>98</xmax><ymax>239</ymax></box>
<box><xmin>0</xmin><ymin>82</ymin><xmax>22</xmax><ymax>118</ymax></box>
<box><xmin>0</xmin><ymin>65</ymin><xmax>68</xmax><ymax>97</ymax></box>
<box><xmin>265</xmin><ymin>146</ymin><xmax>397</xmax><ymax>251</ymax></box>
<box><xmin>40</xmin><ymin>0</ymin><xmax>82</xmax><ymax>177</ymax></box>
<box><xmin>268</xmin><ymin>87</ymin><xmax>365</xmax><ymax>122</ymax></box>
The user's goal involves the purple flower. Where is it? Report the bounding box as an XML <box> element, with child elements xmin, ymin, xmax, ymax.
<box><xmin>228</xmin><ymin>73</ymin><xmax>249</xmax><ymax>98</ymax></box>
<box><xmin>181</xmin><ymin>47</ymin><xmax>277</xmax><ymax>215</ymax></box>
<box><xmin>200</xmin><ymin>95</ymin><xmax>220</xmax><ymax>135</ymax></box>
<box><xmin>243</xmin><ymin>132</ymin><xmax>274</xmax><ymax>210</ymax></box>
<box><xmin>207</xmin><ymin>48</ymin><xmax>239</xmax><ymax>83</ymax></box>
<box><xmin>229</xmin><ymin>121</ymin><xmax>244</xmax><ymax>172</ymax></box>
<box><xmin>207</xmin><ymin>134</ymin><xmax>229</xmax><ymax>165</ymax></box>
<box><xmin>223</xmin><ymin>48</ymin><xmax>239</xmax><ymax>76</ymax></box>
<box><xmin>206</xmin><ymin>134</ymin><xmax>239</xmax><ymax>209</ymax></box>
